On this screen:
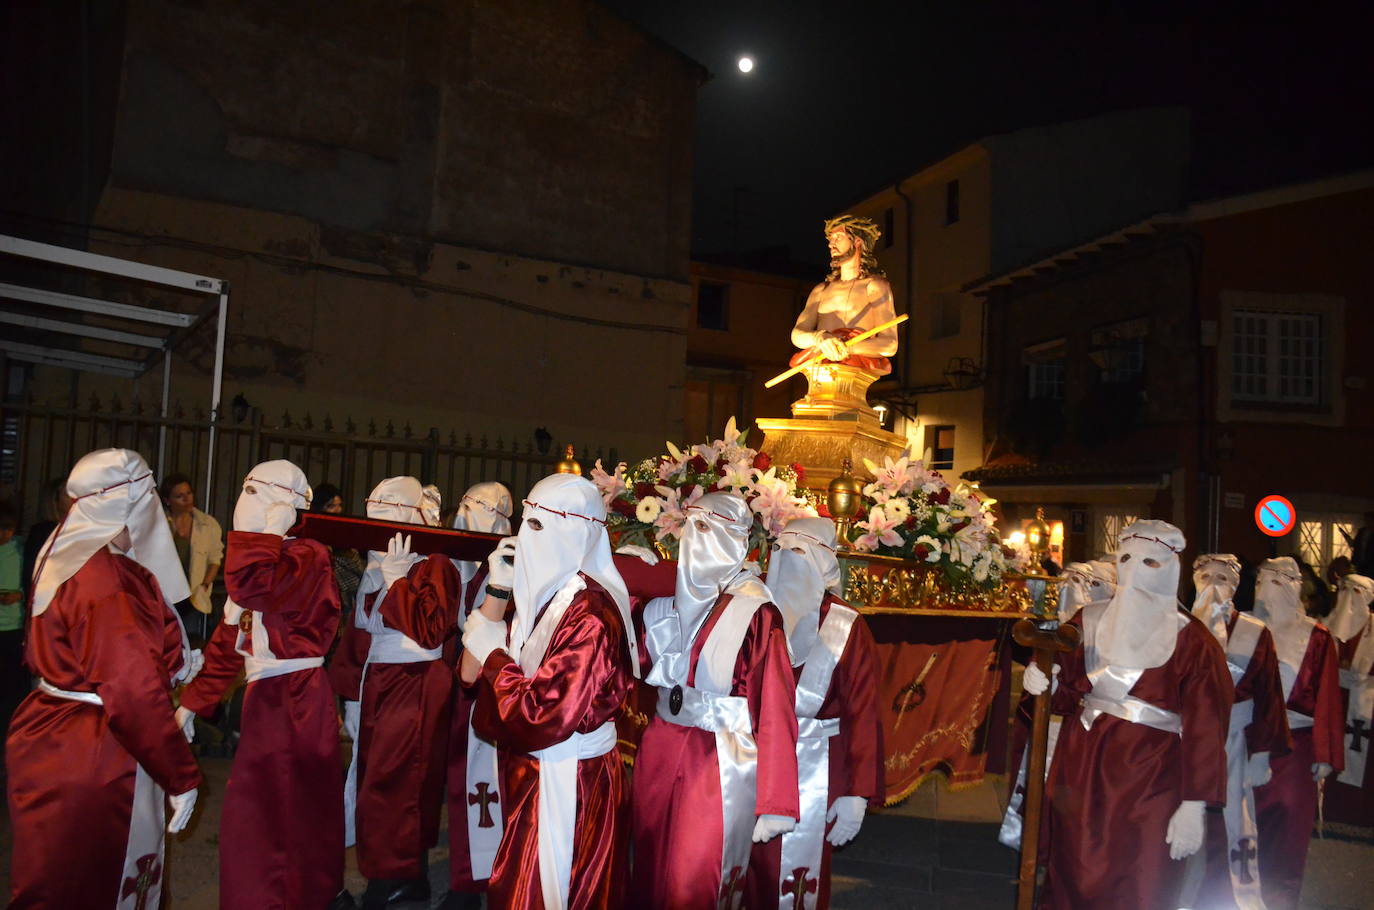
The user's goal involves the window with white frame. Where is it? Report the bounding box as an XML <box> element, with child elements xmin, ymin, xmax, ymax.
<box><xmin>1094</xmin><ymin>508</ymin><xmax>1141</xmax><ymax>556</ymax></box>
<box><xmin>1024</xmin><ymin>339</ymin><xmax>1066</xmax><ymax>400</ymax></box>
<box><xmin>1231</xmin><ymin>309</ymin><xmax>1323</xmax><ymax>405</ymax></box>
<box><xmin>1297</xmin><ymin>513</ymin><xmax>1359</xmax><ymax>572</ymax></box>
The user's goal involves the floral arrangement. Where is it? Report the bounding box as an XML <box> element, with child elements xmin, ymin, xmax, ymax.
<box><xmin>589</xmin><ymin>418</ymin><xmax>818</xmax><ymax>558</ymax></box>
<box><xmin>849</xmin><ymin>453</ymin><xmax>1014</xmax><ymax>589</ymax></box>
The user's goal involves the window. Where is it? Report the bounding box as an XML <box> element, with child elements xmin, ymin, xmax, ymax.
<box><xmin>696</xmin><ymin>281</ymin><xmax>729</xmax><ymax>331</ymax></box>
<box><xmin>926</xmin><ymin>425</ymin><xmax>955</xmax><ymax>471</ymax></box>
<box><xmin>1024</xmin><ymin>339</ymin><xmax>1066</xmax><ymax>400</ymax></box>
<box><xmin>1095</xmin><ymin>509</ymin><xmax>1141</xmax><ymax>556</ymax></box>
<box><xmin>1231</xmin><ymin>309</ymin><xmax>1322</xmax><ymax>404</ymax></box>
<box><xmin>684</xmin><ymin>368</ymin><xmax>746</xmax><ymax>443</ymax></box>
<box><xmin>1296</xmin><ymin>514</ymin><xmax>1359</xmax><ymax>572</ymax></box>
<box><xmin>883</xmin><ymin>207</ymin><xmax>895</xmax><ymax>248</ymax></box>
<box><xmin>1090</xmin><ymin>318</ymin><xmax>1148</xmax><ymax>383</ymax></box>
<box><xmin>945</xmin><ymin>179</ymin><xmax>960</xmax><ymax>225</ymax></box>
<box><xmin>930</xmin><ymin>293</ymin><xmax>962</xmax><ymax>340</ymax></box>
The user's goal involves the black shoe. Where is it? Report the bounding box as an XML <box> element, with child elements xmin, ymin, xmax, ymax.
<box><xmin>437</xmin><ymin>890</ymin><xmax>483</xmax><ymax>910</ymax></box>
<box><xmin>326</xmin><ymin>890</ymin><xmax>358</xmax><ymax>910</ymax></box>
<box><xmin>361</xmin><ymin>877</ymin><xmax>432</xmax><ymax>909</ymax></box>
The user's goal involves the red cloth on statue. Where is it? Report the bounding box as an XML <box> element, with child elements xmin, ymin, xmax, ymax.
<box><xmin>746</xmin><ymin>595</ymin><xmax>885</xmax><ymax>910</ymax></box>
<box><xmin>355</xmin><ymin>556</ymin><xmax>460</xmax><ymax>880</ymax></box>
<box><xmin>178</xmin><ymin>531</ymin><xmax>343</xmax><ymax>910</ymax></box>
<box><xmin>788</xmin><ymin>328</ymin><xmax>892</xmax><ymax>375</ymax></box>
<box><xmin>1038</xmin><ymin>613</ymin><xmax>1231</xmax><ymax>910</ymax></box>
<box><xmin>448</xmin><ymin>564</ymin><xmax>491</xmax><ymax>893</ymax></box>
<box><xmin>1254</xmin><ymin>624</ymin><xmax>1343</xmax><ymax>910</ymax></box>
<box><xmin>470</xmin><ymin>575</ymin><xmax>635</xmax><ymax>910</ymax></box>
<box><xmin>7</xmin><ymin>548</ymin><xmax>202</xmax><ymax>909</ymax></box>
<box><xmin>630</xmin><ymin>594</ymin><xmax>800</xmax><ymax>910</ymax></box>
<box><xmin>1193</xmin><ymin>617</ymin><xmax>1291</xmax><ymax>910</ymax></box>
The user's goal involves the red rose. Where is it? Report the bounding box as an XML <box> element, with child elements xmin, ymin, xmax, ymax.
<box><xmin>688</xmin><ymin>454</ymin><xmax>710</xmax><ymax>475</ymax></box>
<box><xmin>931</xmin><ymin>487</ymin><xmax>951</xmax><ymax>505</ymax></box>
<box><xmin>914</xmin><ymin>544</ymin><xmax>931</xmax><ymax>560</ymax></box>
<box><xmin>714</xmin><ymin>457</ymin><xmax>729</xmax><ymax>475</ymax></box>
<box><xmin>791</xmin><ymin>463</ymin><xmax>806</xmax><ymax>484</ymax></box>
<box><xmin>752</xmin><ymin>451</ymin><xmax>772</xmax><ymax>471</ymax></box>
<box><xmin>680</xmin><ymin>484</ymin><xmax>699</xmax><ymax>501</ymax></box>
<box><xmin>634</xmin><ymin>482</ymin><xmax>657</xmax><ymax>500</ymax></box>
<box><xmin>905</xmin><ymin>516</ymin><xmax>916</xmax><ymax>528</ymax></box>
<box><xmin>951</xmin><ymin>518</ymin><xmax>970</xmax><ymax>532</ymax></box>
<box><xmin>610</xmin><ymin>498</ymin><xmax>637</xmax><ymax>519</ymax></box>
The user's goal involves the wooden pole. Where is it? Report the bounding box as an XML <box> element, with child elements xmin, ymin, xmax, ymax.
<box><xmin>763</xmin><ymin>313</ymin><xmax>909</xmax><ymax>388</ymax></box>
<box><xmin>1011</xmin><ymin>618</ymin><xmax>1081</xmax><ymax>910</ymax></box>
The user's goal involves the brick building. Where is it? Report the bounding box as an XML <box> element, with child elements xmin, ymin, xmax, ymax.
<box><xmin>1</xmin><ymin>0</ymin><xmax>705</xmax><ymax>469</ymax></box>
<box><xmin>964</xmin><ymin>171</ymin><xmax>1374</xmax><ymax>569</ymax></box>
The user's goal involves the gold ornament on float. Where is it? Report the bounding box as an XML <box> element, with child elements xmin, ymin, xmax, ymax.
<box><xmin>827</xmin><ymin>457</ymin><xmax>863</xmax><ymax>546</ymax></box>
<box><xmin>555</xmin><ymin>444</ymin><xmax>582</xmax><ymax>476</ymax></box>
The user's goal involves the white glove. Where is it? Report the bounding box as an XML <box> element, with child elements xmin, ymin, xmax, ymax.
<box><xmin>1313</xmin><ymin>762</ymin><xmax>1333</xmax><ymax>781</ymax></box>
<box><xmin>1165</xmin><ymin>799</ymin><xmax>1205</xmax><ymax>860</ymax></box>
<box><xmin>615</xmin><ymin>544</ymin><xmax>659</xmax><ymax>566</ymax></box>
<box><xmin>751</xmin><ymin>813</ymin><xmax>796</xmax><ymax>843</ymax></box>
<box><xmin>1245</xmin><ymin>751</ymin><xmax>1272</xmax><ymax>788</ymax></box>
<box><xmin>174</xmin><ymin>706</ymin><xmax>196</xmax><ymax>742</ymax></box>
<box><xmin>262</xmin><ymin>501</ymin><xmax>298</xmax><ymax>537</ymax></box>
<box><xmin>463</xmin><ymin>609</ymin><xmax>508</xmax><ymax>667</ymax></box>
<box><xmin>176</xmin><ymin>647</ymin><xmax>204</xmax><ymax>684</ymax></box>
<box><xmin>486</xmin><ymin>536</ymin><xmax>517</xmax><ymax>591</ymax></box>
<box><xmin>342</xmin><ymin>700</ymin><xmax>361</xmax><ymax>743</ymax></box>
<box><xmin>1022</xmin><ymin>662</ymin><xmax>1059</xmax><ymax>696</ymax></box>
<box><xmin>826</xmin><ymin>795</ymin><xmax>867</xmax><ymax>846</ymax></box>
<box><xmin>380</xmin><ymin>533</ymin><xmax>414</xmax><ymax>589</ymax></box>
<box><xmin>168</xmin><ymin>788</ymin><xmax>198</xmax><ymax>833</ymax></box>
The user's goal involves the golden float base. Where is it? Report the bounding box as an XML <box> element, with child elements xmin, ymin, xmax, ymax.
<box><xmin>790</xmin><ymin>362</ymin><xmax>884</xmax><ymax>420</ymax></box>
<box><xmin>758</xmin><ymin>411</ymin><xmax>908</xmax><ymax>493</ymax></box>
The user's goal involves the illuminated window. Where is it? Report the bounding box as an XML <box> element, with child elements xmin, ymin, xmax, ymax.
<box><xmin>1231</xmin><ymin>310</ymin><xmax>1322</xmax><ymax>405</ymax></box>
<box><xmin>1296</xmin><ymin>514</ymin><xmax>1361</xmax><ymax>571</ymax></box>
<box><xmin>927</xmin><ymin>425</ymin><xmax>955</xmax><ymax>471</ymax></box>
<box><xmin>1095</xmin><ymin>509</ymin><xmax>1140</xmax><ymax>555</ymax></box>
<box><xmin>1024</xmin><ymin>339</ymin><xmax>1067</xmax><ymax>400</ymax></box>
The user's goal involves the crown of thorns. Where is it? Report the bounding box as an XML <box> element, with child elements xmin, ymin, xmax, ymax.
<box><xmin>1120</xmin><ymin>533</ymin><xmax>1183</xmax><ymax>554</ymax></box>
<box><xmin>523</xmin><ymin>499</ymin><xmax>606</xmax><ymax>526</ymax></box>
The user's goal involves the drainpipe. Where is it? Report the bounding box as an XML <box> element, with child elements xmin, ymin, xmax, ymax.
<box><xmin>893</xmin><ymin>179</ymin><xmax>915</xmax><ymax>393</ymax></box>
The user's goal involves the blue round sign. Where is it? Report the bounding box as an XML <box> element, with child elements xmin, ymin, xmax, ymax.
<box><xmin>1254</xmin><ymin>495</ymin><xmax>1296</xmax><ymax>538</ymax></box>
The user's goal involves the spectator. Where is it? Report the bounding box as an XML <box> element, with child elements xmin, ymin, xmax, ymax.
<box><xmin>0</xmin><ymin>502</ymin><xmax>26</xmax><ymax>735</ymax></box>
<box><xmin>312</xmin><ymin>482</ymin><xmax>363</xmax><ymax>632</ymax></box>
<box><xmin>1290</xmin><ymin>553</ymin><xmax>1333</xmax><ymax>618</ymax></box>
<box><xmin>20</xmin><ymin>478</ymin><xmax>71</xmax><ymax>610</ymax></box>
<box><xmin>1352</xmin><ymin>511</ymin><xmax>1374</xmax><ymax>577</ymax></box>
<box><xmin>161</xmin><ymin>472</ymin><xmax>223</xmax><ymax>637</ymax></box>
<box><xmin>1326</xmin><ymin>555</ymin><xmax>1353</xmax><ymax>587</ymax></box>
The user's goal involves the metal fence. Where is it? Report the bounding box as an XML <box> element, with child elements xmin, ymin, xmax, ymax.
<box><xmin>0</xmin><ymin>394</ymin><xmax>616</xmax><ymax>525</ymax></box>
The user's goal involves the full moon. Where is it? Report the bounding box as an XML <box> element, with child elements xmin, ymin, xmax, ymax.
<box><xmin>737</xmin><ymin>56</ymin><xmax>754</xmax><ymax>74</ymax></box>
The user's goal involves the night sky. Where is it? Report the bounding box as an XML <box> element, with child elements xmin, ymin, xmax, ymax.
<box><xmin>605</xmin><ymin>1</ymin><xmax>1374</xmax><ymax>267</ymax></box>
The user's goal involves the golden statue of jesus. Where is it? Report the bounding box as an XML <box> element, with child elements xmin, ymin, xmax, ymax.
<box><xmin>790</xmin><ymin>214</ymin><xmax>899</xmax><ymax>375</ymax></box>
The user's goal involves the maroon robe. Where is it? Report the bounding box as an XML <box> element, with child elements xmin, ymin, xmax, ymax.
<box><xmin>447</xmin><ymin>564</ymin><xmax>492</xmax><ymax>893</ymax></box>
<box><xmin>1039</xmin><ymin>613</ymin><xmax>1231</xmax><ymax>910</ymax></box>
<box><xmin>746</xmin><ymin>594</ymin><xmax>885</xmax><ymax>910</ymax></box>
<box><xmin>469</xmin><ymin>574</ymin><xmax>635</xmax><ymax>910</ymax></box>
<box><xmin>1253</xmin><ymin>623</ymin><xmax>1344</xmax><ymax>910</ymax></box>
<box><xmin>355</xmin><ymin>556</ymin><xmax>460</xmax><ymax>880</ymax></box>
<box><xmin>179</xmin><ymin>531</ymin><xmax>343</xmax><ymax>910</ymax></box>
<box><xmin>7</xmin><ymin>548</ymin><xmax>202</xmax><ymax>909</ymax></box>
<box><xmin>630</xmin><ymin>595</ymin><xmax>800</xmax><ymax>910</ymax></box>
<box><xmin>1325</xmin><ymin>627</ymin><xmax>1374</xmax><ymax>829</ymax></box>
<box><xmin>1193</xmin><ymin>615</ymin><xmax>1291</xmax><ymax>910</ymax></box>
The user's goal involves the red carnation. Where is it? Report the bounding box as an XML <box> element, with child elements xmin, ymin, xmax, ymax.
<box><xmin>688</xmin><ymin>454</ymin><xmax>710</xmax><ymax>475</ymax></box>
<box><xmin>752</xmin><ymin>451</ymin><xmax>772</xmax><ymax>471</ymax></box>
<box><xmin>680</xmin><ymin>484</ymin><xmax>699</xmax><ymax>500</ymax></box>
<box><xmin>610</xmin><ymin>498</ymin><xmax>637</xmax><ymax>519</ymax></box>
<box><xmin>905</xmin><ymin>516</ymin><xmax>916</xmax><ymax>528</ymax></box>
<box><xmin>714</xmin><ymin>457</ymin><xmax>729</xmax><ymax>475</ymax></box>
<box><xmin>930</xmin><ymin>487</ymin><xmax>951</xmax><ymax>505</ymax></box>
<box><xmin>951</xmin><ymin>518</ymin><xmax>970</xmax><ymax>532</ymax></box>
<box><xmin>790</xmin><ymin>463</ymin><xmax>806</xmax><ymax>484</ymax></box>
<box><xmin>914</xmin><ymin>544</ymin><xmax>932</xmax><ymax>560</ymax></box>
<box><xmin>634</xmin><ymin>482</ymin><xmax>657</xmax><ymax>500</ymax></box>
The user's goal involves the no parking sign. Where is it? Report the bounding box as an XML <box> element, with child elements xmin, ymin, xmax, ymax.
<box><xmin>1254</xmin><ymin>495</ymin><xmax>1296</xmax><ymax>537</ymax></box>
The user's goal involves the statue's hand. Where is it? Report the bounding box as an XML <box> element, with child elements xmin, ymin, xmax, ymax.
<box><xmin>818</xmin><ymin>336</ymin><xmax>848</xmax><ymax>361</ymax></box>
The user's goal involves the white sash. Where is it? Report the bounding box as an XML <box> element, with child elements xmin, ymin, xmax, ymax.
<box><xmin>1225</xmin><ymin>613</ymin><xmax>1265</xmax><ymax>684</ymax></box>
<box><xmin>529</xmin><ymin>721</ymin><xmax>616</xmax><ymax>910</ymax></box>
<box><xmin>222</xmin><ymin>599</ymin><xmax>327</xmax><ymax>683</ymax></box>
<box><xmin>1339</xmin><ymin>620</ymin><xmax>1374</xmax><ymax>786</ymax></box>
<box><xmin>464</xmin><ymin>713</ymin><xmax>503</xmax><ymax>881</ymax></box>
<box><xmin>998</xmin><ymin>716</ymin><xmax>1064</xmax><ymax>850</ymax></box>
<box><xmin>1080</xmin><ymin>609</ymin><xmax>1186</xmax><ymax>735</ymax></box>
<box><xmin>38</xmin><ymin>680</ymin><xmax>169</xmax><ymax>909</ymax></box>
<box><xmin>778</xmin><ymin>605</ymin><xmax>855</xmax><ymax>907</ymax></box>
<box><xmin>646</xmin><ymin>591</ymin><xmax>766</xmax><ymax>905</ymax></box>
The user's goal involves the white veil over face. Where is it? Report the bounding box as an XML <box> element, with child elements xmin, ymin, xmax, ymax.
<box><xmin>1253</xmin><ymin>557</ymin><xmax>1309</xmax><ymax>669</ymax></box>
<box><xmin>674</xmin><ymin>491</ymin><xmax>753</xmax><ymax>641</ymax></box>
<box><xmin>365</xmin><ymin>476</ymin><xmax>427</xmax><ymax>525</ymax></box>
<box><xmin>232</xmin><ymin>459</ymin><xmax>311</xmax><ymax>532</ymax></box>
<box><xmin>31</xmin><ymin>448</ymin><xmax>191</xmax><ymax>616</ymax></box>
<box><xmin>766</xmin><ymin>517</ymin><xmax>840</xmax><ymax>665</ymax></box>
<box><xmin>453</xmin><ymin>482</ymin><xmax>513</xmax><ymax>535</ymax></box>
<box><xmin>1328</xmin><ymin>573</ymin><xmax>1374</xmax><ymax>643</ymax></box>
<box><xmin>420</xmin><ymin>484</ymin><xmax>443</xmax><ymax>527</ymax></box>
<box><xmin>510</xmin><ymin>473</ymin><xmax>637</xmax><ymax>676</ymax></box>
<box><xmin>1190</xmin><ymin>553</ymin><xmax>1241</xmax><ymax>644</ymax></box>
<box><xmin>1094</xmin><ymin>519</ymin><xmax>1186</xmax><ymax>670</ymax></box>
